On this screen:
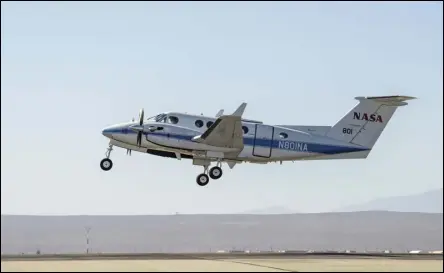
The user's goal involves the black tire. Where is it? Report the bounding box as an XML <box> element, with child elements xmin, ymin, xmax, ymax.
<box><xmin>196</xmin><ymin>173</ymin><xmax>209</xmax><ymax>186</ymax></box>
<box><xmin>100</xmin><ymin>158</ymin><xmax>113</xmax><ymax>171</ymax></box>
<box><xmin>209</xmin><ymin>166</ymin><xmax>223</xmax><ymax>180</ymax></box>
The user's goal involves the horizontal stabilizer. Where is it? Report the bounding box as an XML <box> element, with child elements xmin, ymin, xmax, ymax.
<box><xmin>355</xmin><ymin>95</ymin><xmax>416</xmax><ymax>106</ymax></box>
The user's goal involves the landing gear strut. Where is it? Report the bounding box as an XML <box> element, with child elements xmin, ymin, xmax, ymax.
<box><xmin>100</xmin><ymin>144</ymin><xmax>114</xmax><ymax>171</ymax></box>
<box><xmin>196</xmin><ymin>161</ymin><xmax>223</xmax><ymax>186</ymax></box>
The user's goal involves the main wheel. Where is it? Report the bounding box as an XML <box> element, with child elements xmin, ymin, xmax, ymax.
<box><xmin>209</xmin><ymin>166</ymin><xmax>223</xmax><ymax>180</ymax></box>
<box><xmin>196</xmin><ymin>173</ymin><xmax>210</xmax><ymax>186</ymax></box>
<box><xmin>100</xmin><ymin>158</ymin><xmax>113</xmax><ymax>171</ymax></box>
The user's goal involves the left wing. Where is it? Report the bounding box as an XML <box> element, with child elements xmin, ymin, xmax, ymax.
<box><xmin>192</xmin><ymin>103</ymin><xmax>247</xmax><ymax>150</ymax></box>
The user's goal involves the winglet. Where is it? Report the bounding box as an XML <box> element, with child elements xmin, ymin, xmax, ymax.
<box><xmin>215</xmin><ymin>109</ymin><xmax>224</xmax><ymax>117</ymax></box>
<box><xmin>232</xmin><ymin>102</ymin><xmax>247</xmax><ymax>117</ymax></box>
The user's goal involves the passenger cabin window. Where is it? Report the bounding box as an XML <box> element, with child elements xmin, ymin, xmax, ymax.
<box><xmin>195</xmin><ymin>120</ymin><xmax>204</xmax><ymax>128</ymax></box>
<box><xmin>168</xmin><ymin>116</ymin><xmax>179</xmax><ymax>124</ymax></box>
<box><xmin>279</xmin><ymin>132</ymin><xmax>288</xmax><ymax>139</ymax></box>
<box><xmin>242</xmin><ymin>126</ymin><xmax>249</xmax><ymax>134</ymax></box>
<box><xmin>206</xmin><ymin>121</ymin><xmax>214</xmax><ymax>128</ymax></box>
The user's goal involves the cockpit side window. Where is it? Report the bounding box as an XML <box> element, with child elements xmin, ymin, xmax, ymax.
<box><xmin>154</xmin><ymin>114</ymin><xmax>167</xmax><ymax>123</ymax></box>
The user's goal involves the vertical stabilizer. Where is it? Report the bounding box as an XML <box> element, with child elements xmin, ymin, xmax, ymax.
<box><xmin>326</xmin><ymin>96</ymin><xmax>416</xmax><ymax>149</ymax></box>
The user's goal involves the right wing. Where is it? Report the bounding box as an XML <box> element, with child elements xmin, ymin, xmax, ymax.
<box><xmin>192</xmin><ymin>103</ymin><xmax>247</xmax><ymax>150</ymax></box>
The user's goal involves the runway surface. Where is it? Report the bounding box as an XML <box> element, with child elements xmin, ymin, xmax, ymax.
<box><xmin>2</xmin><ymin>252</ymin><xmax>443</xmax><ymax>261</ymax></box>
<box><xmin>2</xmin><ymin>253</ymin><xmax>443</xmax><ymax>272</ymax></box>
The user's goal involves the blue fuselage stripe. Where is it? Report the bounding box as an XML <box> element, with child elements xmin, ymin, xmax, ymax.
<box><xmin>104</xmin><ymin>129</ymin><xmax>369</xmax><ymax>155</ymax></box>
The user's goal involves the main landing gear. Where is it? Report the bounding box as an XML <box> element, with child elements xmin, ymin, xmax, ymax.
<box><xmin>196</xmin><ymin>162</ymin><xmax>223</xmax><ymax>187</ymax></box>
<box><xmin>100</xmin><ymin>144</ymin><xmax>114</xmax><ymax>171</ymax></box>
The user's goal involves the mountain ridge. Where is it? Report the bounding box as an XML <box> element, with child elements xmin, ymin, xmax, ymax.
<box><xmin>334</xmin><ymin>188</ymin><xmax>443</xmax><ymax>213</ymax></box>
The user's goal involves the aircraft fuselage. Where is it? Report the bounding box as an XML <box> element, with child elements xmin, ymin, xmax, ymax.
<box><xmin>99</xmin><ymin>96</ymin><xmax>415</xmax><ymax>186</ymax></box>
<box><xmin>102</xmin><ymin>114</ymin><xmax>368</xmax><ymax>164</ymax></box>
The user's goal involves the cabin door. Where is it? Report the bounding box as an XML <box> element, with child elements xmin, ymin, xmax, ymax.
<box><xmin>253</xmin><ymin>124</ymin><xmax>274</xmax><ymax>158</ymax></box>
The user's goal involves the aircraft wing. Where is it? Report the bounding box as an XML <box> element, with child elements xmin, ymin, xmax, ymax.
<box><xmin>193</xmin><ymin>103</ymin><xmax>247</xmax><ymax>149</ymax></box>
<box><xmin>215</xmin><ymin>109</ymin><xmax>224</xmax><ymax>117</ymax></box>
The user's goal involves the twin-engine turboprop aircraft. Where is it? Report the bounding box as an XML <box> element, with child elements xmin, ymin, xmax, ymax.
<box><xmin>100</xmin><ymin>95</ymin><xmax>416</xmax><ymax>186</ymax></box>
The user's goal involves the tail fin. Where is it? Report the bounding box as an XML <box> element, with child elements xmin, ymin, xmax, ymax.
<box><xmin>326</xmin><ymin>95</ymin><xmax>416</xmax><ymax>149</ymax></box>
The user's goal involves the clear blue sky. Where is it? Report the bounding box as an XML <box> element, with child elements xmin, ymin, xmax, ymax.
<box><xmin>1</xmin><ymin>1</ymin><xmax>442</xmax><ymax>215</ymax></box>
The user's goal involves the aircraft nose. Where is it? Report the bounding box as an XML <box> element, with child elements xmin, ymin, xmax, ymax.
<box><xmin>102</xmin><ymin>126</ymin><xmax>114</xmax><ymax>138</ymax></box>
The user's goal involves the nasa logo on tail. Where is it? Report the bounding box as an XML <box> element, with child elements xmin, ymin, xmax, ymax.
<box><xmin>353</xmin><ymin>112</ymin><xmax>383</xmax><ymax>123</ymax></box>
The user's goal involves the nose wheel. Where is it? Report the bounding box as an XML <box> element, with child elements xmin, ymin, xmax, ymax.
<box><xmin>196</xmin><ymin>162</ymin><xmax>223</xmax><ymax>186</ymax></box>
<box><xmin>100</xmin><ymin>144</ymin><xmax>114</xmax><ymax>171</ymax></box>
<box><xmin>100</xmin><ymin>158</ymin><xmax>113</xmax><ymax>171</ymax></box>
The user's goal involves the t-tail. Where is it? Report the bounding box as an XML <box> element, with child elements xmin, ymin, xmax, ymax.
<box><xmin>326</xmin><ymin>95</ymin><xmax>416</xmax><ymax>153</ymax></box>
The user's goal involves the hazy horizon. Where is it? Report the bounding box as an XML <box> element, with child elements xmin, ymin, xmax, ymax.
<box><xmin>2</xmin><ymin>187</ymin><xmax>441</xmax><ymax>216</ymax></box>
<box><xmin>2</xmin><ymin>212</ymin><xmax>443</xmax><ymax>253</ymax></box>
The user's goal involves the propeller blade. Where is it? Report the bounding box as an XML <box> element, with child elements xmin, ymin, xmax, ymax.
<box><xmin>139</xmin><ymin>108</ymin><xmax>144</xmax><ymax>126</ymax></box>
<box><xmin>130</xmin><ymin>108</ymin><xmax>144</xmax><ymax>147</ymax></box>
<box><xmin>137</xmin><ymin>132</ymin><xmax>142</xmax><ymax>146</ymax></box>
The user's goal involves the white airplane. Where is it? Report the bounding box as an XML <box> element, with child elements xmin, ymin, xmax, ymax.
<box><xmin>100</xmin><ymin>95</ymin><xmax>416</xmax><ymax>186</ymax></box>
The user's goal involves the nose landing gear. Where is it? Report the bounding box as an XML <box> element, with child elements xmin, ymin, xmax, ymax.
<box><xmin>100</xmin><ymin>144</ymin><xmax>114</xmax><ymax>171</ymax></box>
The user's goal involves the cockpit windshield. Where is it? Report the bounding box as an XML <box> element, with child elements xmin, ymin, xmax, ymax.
<box><xmin>147</xmin><ymin>113</ymin><xmax>167</xmax><ymax>123</ymax></box>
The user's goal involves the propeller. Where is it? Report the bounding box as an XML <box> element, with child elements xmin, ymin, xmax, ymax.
<box><xmin>137</xmin><ymin>108</ymin><xmax>144</xmax><ymax>146</ymax></box>
<box><xmin>129</xmin><ymin>108</ymin><xmax>145</xmax><ymax>147</ymax></box>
